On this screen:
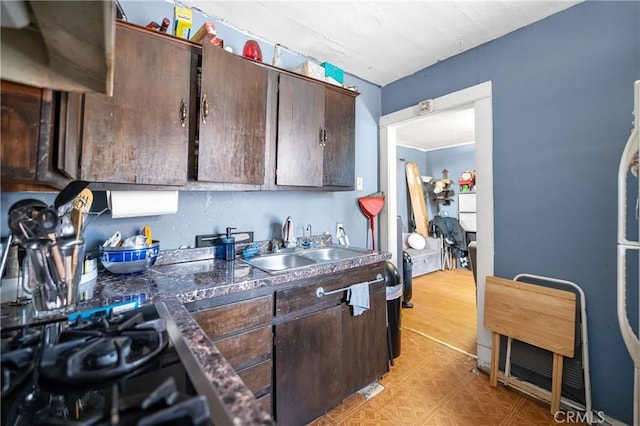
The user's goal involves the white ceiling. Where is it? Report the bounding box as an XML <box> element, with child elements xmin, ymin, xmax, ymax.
<box><xmin>185</xmin><ymin>0</ymin><xmax>581</xmax><ymax>150</ymax></box>
<box><xmin>397</xmin><ymin>105</ymin><xmax>476</xmax><ymax>151</ymax></box>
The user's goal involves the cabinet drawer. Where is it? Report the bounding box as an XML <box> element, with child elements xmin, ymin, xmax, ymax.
<box><xmin>256</xmin><ymin>393</ymin><xmax>272</xmax><ymax>415</ymax></box>
<box><xmin>192</xmin><ymin>295</ymin><xmax>273</xmax><ymax>339</ymax></box>
<box><xmin>214</xmin><ymin>325</ymin><xmax>272</xmax><ymax>370</ymax></box>
<box><xmin>237</xmin><ymin>359</ymin><xmax>272</xmax><ymax>395</ymax></box>
<box><xmin>275</xmin><ymin>267</ymin><xmax>384</xmax><ymax>317</ymax></box>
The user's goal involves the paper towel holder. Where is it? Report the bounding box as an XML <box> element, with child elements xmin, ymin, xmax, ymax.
<box><xmin>107</xmin><ymin>191</ymin><xmax>179</xmax><ymax>218</ymax></box>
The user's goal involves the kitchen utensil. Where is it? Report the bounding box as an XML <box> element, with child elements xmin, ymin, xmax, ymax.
<box><xmin>7</xmin><ymin>199</ymin><xmax>48</xmax><ymax>240</ymax></box>
<box><xmin>24</xmin><ymin>237</ymin><xmax>85</xmax><ymax>317</ymax></box>
<box><xmin>143</xmin><ymin>226</ymin><xmax>152</xmax><ymax>245</ymax></box>
<box><xmin>70</xmin><ymin>188</ymin><xmax>93</xmax><ymax>274</ymax></box>
<box><xmin>56</xmin><ymin>215</ymin><xmax>75</xmax><ymax>237</ymax></box>
<box><xmin>100</xmin><ymin>241</ymin><xmax>160</xmax><ymax>274</ymax></box>
<box><xmin>23</xmin><ymin>238</ymin><xmax>60</xmax><ymax>311</ymax></box>
<box><xmin>53</xmin><ymin>180</ymin><xmax>90</xmax><ymax>210</ymax></box>
<box><xmin>37</xmin><ymin>208</ymin><xmax>66</xmax><ymax>282</ymax></box>
<box><xmin>0</xmin><ymin>234</ymin><xmax>13</xmax><ymax>279</ymax></box>
<box><xmin>103</xmin><ymin>231</ymin><xmax>122</xmax><ymax>248</ymax></box>
<box><xmin>357</xmin><ymin>192</ymin><xmax>385</xmax><ymax>250</ymax></box>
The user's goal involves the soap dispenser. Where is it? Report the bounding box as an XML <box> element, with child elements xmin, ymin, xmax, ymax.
<box><xmin>222</xmin><ymin>227</ymin><xmax>236</xmax><ymax>260</ymax></box>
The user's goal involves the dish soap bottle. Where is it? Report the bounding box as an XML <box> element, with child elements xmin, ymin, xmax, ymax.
<box><xmin>222</xmin><ymin>227</ymin><xmax>236</xmax><ymax>261</ymax></box>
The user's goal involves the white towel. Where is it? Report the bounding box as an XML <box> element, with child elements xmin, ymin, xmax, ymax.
<box><xmin>347</xmin><ymin>282</ymin><xmax>370</xmax><ymax>316</ymax></box>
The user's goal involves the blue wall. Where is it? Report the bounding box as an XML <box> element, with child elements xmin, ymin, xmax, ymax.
<box><xmin>382</xmin><ymin>2</ymin><xmax>639</xmax><ymax>422</ymax></box>
<box><xmin>1</xmin><ymin>0</ymin><xmax>383</xmax><ymax>254</ymax></box>
<box><xmin>396</xmin><ymin>144</ymin><xmax>476</xmax><ymax>229</ymax></box>
<box><xmin>425</xmin><ymin>144</ymin><xmax>476</xmax><ymax>219</ymax></box>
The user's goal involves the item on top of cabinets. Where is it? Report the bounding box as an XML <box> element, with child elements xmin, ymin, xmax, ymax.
<box><xmin>293</xmin><ymin>60</ymin><xmax>324</xmax><ymax>82</ymax></box>
<box><xmin>173</xmin><ymin>5</ymin><xmax>192</xmax><ymax>39</ymax></box>
<box><xmin>322</xmin><ymin>62</ymin><xmax>344</xmax><ymax>86</ymax></box>
<box><xmin>272</xmin><ymin>43</ymin><xmax>282</xmax><ymax>67</ymax></box>
<box><xmin>242</xmin><ymin>40</ymin><xmax>263</xmax><ymax>62</ymax></box>
<box><xmin>191</xmin><ymin>22</ymin><xmax>221</xmax><ymax>45</ymax></box>
<box><xmin>146</xmin><ymin>18</ymin><xmax>170</xmax><ymax>33</ymax></box>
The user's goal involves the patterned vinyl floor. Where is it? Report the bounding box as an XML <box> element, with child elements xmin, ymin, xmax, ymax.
<box><xmin>308</xmin><ymin>329</ymin><xmax>585</xmax><ymax>425</ymax></box>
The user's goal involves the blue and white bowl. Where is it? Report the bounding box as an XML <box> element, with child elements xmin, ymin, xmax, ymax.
<box><xmin>100</xmin><ymin>241</ymin><xmax>160</xmax><ymax>274</ymax></box>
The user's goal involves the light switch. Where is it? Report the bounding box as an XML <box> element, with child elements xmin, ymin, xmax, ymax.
<box><xmin>356</xmin><ymin>177</ymin><xmax>363</xmax><ymax>190</ymax></box>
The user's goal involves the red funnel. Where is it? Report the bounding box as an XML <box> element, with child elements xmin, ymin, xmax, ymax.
<box><xmin>357</xmin><ymin>192</ymin><xmax>385</xmax><ymax>250</ymax></box>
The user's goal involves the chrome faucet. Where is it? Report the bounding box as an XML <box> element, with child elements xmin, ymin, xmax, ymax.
<box><xmin>305</xmin><ymin>224</ymin><xmax>312</xmax><ymax>239</ymax></box>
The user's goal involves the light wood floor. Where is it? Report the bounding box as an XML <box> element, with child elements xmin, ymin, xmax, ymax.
<box><xmin>402</xmin><ymin>269</ymin><xmax>478</xmax><ymax>355</ymax></box>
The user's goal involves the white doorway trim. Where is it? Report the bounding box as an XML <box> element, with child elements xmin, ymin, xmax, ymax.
<box><xmin>379</xmin><ymin>81</ymin><xmax>495</xmax><ymax>367</ymax></box>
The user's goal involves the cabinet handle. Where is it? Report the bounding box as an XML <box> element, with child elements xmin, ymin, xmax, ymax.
<box><xmin>201</xmin><ymin>94</ymin><xmax>210</xmax><ymax>124</ymax></box>
<box><xmin>319</xmin><ymin>126</ymin><xmax>327</xmax><ymax>147</ymax></box>
<box><xmin>179</xmin><ymin>99</ymin><xmax>187</xmax><ymax>128</ymax></box>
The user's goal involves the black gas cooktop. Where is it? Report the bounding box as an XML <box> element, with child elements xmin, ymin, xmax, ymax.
<box><xmin>0</xmin><ymin>303</ymin><xmax>231</xmax><ymax>426</ymax></box>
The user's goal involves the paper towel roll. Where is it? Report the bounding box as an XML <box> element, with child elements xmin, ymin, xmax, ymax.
<box><xmin>107</xmin><ymin>191</ymin><xmax>179</xmax><ymax>218</ymax></box>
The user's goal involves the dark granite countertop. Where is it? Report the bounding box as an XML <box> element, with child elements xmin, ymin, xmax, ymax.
<box><xmin>0</xmin><ymin>244</ymin><xmax>391</xmax><ymax>425</ymax></box>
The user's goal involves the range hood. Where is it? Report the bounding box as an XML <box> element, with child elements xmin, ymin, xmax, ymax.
<box><xmin>1</xmin><ymin>0</ymin><xmax>115</xmax><ymax>95</ymax></box>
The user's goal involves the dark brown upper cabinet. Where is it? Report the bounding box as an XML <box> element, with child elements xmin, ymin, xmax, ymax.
<box><xmin>323</xmin><ymin>88</ymin><xmax>355</xmax><ymax>188</ymax></box>
<box><xmin>194</xmin><ymin>44</ymin><xmax>269</xmax><ymax>185</ymax></box>
<box><xmin>1</xmin><ymin>80</ymin><xmax>77</xmax><ymax>190</ymax></box>
<box><xmin>275</xmin><ymin>74</ymin><xmax>357</xmax><ymax>189</ymax></box>
<box><xmin>276</xmin><ymin>73</ymin><xmax>325</xmax><ymax>187</ymax></box>
<box><xmin>80</xmin><ymin>23</ymin><xmax>195</xmax><ymax>186</ymax></box>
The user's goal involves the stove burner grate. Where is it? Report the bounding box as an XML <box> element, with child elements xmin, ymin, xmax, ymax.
<box><xmin>39</xmin><ymin>313</ymin><xmax>168</xmax><ymax>384</ymax></box>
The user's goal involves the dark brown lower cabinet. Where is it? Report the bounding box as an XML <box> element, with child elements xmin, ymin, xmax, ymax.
<box><xmin>342</xmin><ymin>285</ymin><xmax>387</xmax><ymax>397</ymax></box>
<box><xmin>275</xmin><ymin>305</ymin><xmax>345</xmax><ymax>426</ymax></box>
<box><xmin>274</xmin><ymin>265</ymin><xmax>387</xmax><ymax>426</ymax></box>
<box><xmin>192</xmin><ymin>295</ymin><xmax>274</xmax><ymax>414</ymax></box>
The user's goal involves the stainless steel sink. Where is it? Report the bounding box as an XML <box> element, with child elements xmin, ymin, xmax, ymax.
<box><xmin>241</xmin><ymin>252</ymin><xmax>317</xmax><ymax>273</ymax></box>
<box><xmin>241</xmin><ymin>245</ymin><xmax>370</xmax><ymax>274</ymax></box>
<box><xmin>297</xmin><ymin>246</ymin><xmax>365</xmax><ymax>262</ymax></box>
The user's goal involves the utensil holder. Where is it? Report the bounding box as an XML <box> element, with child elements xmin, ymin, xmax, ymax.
<box><xmin>24</xmin><ymin>238</ymin><xmax>85</xmax><ymax>318</ymax></box>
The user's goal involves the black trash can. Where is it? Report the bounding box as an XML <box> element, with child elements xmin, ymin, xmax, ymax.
<box><xmin>402</xmin><ymin>251</ymin><xmax>413</xmax><ymax>308</ymax></box>
<box><xmin>384</xmin><ymin>262</ymin><xmax>402</xmax><ymax>359</ymax></box>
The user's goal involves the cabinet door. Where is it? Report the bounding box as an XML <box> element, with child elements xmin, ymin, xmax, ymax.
<box><xmin>323</xmin><ymin>89</ymin><xmax>355</xmax><ymax>187</ymax></box>
<box><xmin>276</xmin><ymin>74</ymin><xmax>324</xmax><ymax>187</ymax></box>
<box><xmin>1</xmin><ymin>81</ymin><xmax>43</xmax><ymax>182</ymax></box>
<box><xmin>275</xmin><ymin>305</ymin><xmax>344</xmax><ymax>426</ymax></box>
<box><xmin>81</xmin><ymin>25</ymin><xmax>192</xmax><ymax>185</ymax></box>
<box><xmin>0</xmin><ymin>80</ymin><xmax>72</xmax><ymax>190</ymax></box>
<box><xmin>342</xmin><ymin>286</ymin><xmax>387</xmax><ymax>395</ymax></box>
<box><xmin>197</xmin><ymin>45</ymin><xmax>268</xmax><ymax>184</ymax></box>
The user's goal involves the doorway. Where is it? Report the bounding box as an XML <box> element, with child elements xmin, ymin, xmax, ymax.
<box><xmin>379</xmin><ymin>81</ymin><xmax>495</xmax><ymax>369</ymax></box>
